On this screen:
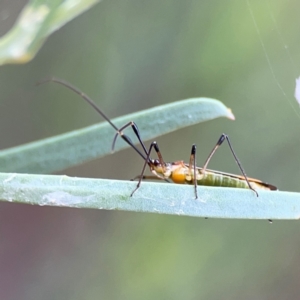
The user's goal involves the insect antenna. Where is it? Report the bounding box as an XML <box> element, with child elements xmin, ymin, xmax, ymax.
<box><xmin>37</xmin><ymin>78</ymin><xmax>149</xmax><ymax>163</ymax></box>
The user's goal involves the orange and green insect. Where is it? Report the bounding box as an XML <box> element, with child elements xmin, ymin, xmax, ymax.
<box><xmin>39</xmin><ymin>78</ymin><xmax>277</xmax><ymax>198</ymax></box>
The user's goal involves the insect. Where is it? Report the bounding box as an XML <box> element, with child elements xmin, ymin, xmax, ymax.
<box><xmin>39</xmin><ymin>78</ymin><xmax>277</xmax><ymax>198</ymax></box>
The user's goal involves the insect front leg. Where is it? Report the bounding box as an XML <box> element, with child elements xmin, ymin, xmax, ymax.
<box><xmin>130</xmin><ymin>141</ymin><xmax>167</xmax><ymax>196</ymax></box>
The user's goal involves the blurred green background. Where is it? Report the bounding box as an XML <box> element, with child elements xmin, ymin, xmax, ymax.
<box><xmin>1</xmin><ymin>0</ymin><xmax>300</xmax><ymax>299</ymax></box>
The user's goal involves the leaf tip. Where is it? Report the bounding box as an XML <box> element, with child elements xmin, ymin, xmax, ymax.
<box><xmin>227</xmin><ymin>108</ymin><xmax>235</xmax><ymax>120</ymax></box>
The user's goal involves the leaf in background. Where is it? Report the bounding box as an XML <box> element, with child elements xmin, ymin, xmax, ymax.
<box><xmin>0</xmin><ymin>98</ymin><xmax>234</xmax><ymax>174</ymax></box>
<box><xmin>0</xmin><ymin>0</ymin><xmax>101</xmax><ymax>65</ymax></box>
<box><xmin>294</xmin><ymin>76</ymin><xmax>300</xmax><ymax>105</ymax></box>
<box><xmin>0</xmin><ymin>172</ymin><xmax>296</xmax><ymax>220</ymax></box>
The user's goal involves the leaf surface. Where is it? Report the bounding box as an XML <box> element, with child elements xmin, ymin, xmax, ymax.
<box><xmin>0</xmin><ymin>172</ymin><xmax>296</xmax><ymax>220</ymax></box>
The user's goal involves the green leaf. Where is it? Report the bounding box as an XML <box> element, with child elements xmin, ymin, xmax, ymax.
<box><xmin>0</xmin><ymin>172</ymin><xmax>296</xmax><ymax>220</ymax></box>
<box><xmin>0</xmin><ymin>0</ymin><xmax>100</xmax><ymax>65</ymax></box>
<box><xmin>0</xmin><ymin>98</ymin><xmax>234</xmax><ymax>174</ymax></box>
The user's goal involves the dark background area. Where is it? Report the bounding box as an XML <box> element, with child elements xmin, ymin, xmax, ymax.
<box><xmin>0</xmin><ymin>0</ymin><xmax>300</xmax><ymax>299</ymax></box>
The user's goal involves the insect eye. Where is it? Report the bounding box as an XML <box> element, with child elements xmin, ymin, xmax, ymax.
<box><xmin>153</xmin><ymin>159</ymin><xmax>160</xmax><ymax>166</ymax></box>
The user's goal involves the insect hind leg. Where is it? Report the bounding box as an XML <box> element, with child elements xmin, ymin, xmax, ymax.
<box><xmin>202</xmin><ymin>133</ymin><xmax>258</xmax><ymax>197</ymax></box>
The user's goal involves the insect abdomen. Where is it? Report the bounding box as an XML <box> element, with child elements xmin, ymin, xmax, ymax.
<box><xmin>197</xmin><ymin>172</ymin><xmax>249</xmax><ymax>189</ymax></box>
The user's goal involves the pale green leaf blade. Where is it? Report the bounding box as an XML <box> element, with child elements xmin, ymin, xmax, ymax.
<box><xmin>0</xmin><ymin>98</ymin><xmax>234</xmax><ymax>174</ymax></box>
<box><xmin>0</xmin><ymin>172</ymin><xmax>296</xmax><ymax>220</ymax></box>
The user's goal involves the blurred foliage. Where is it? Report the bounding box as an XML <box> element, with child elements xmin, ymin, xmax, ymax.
<box><xmin>0</xmin><ymin>0</ymin><xmax>300</xmax><ymax>299</ymax></box>
<box><xmin>0</xmin><ymin>0</ymin><xmax>100</xmax><ymax>64</ymax></box>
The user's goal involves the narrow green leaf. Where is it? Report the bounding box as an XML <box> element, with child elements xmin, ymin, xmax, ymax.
<box><xmin>0</xmin><ymin>98</ymin><xmax>234</xmax><ymax>174</ymax></box>
<box><xmin>0</xmin><ymin>0</ymin><xmax>100</xmax><ymax>65</ymax></box>
<box><xmin>0</xmin><ymin>172</ymin><xmax>297</xmax><ymax>220</ymax></box>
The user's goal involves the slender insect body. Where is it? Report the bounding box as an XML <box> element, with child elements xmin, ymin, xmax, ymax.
<box><xmin>40</xmin><ymin>77</ymin><xmax>278</xmax><ymax>198</ymax></box>
<box><xmin>150</xmin><ymin>160</ymin><xmax>277</xmax><ymax>191</ymax></box>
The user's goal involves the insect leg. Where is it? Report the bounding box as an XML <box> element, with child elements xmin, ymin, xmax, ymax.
<box><xmin>112</xmin><ymin>121</ymin><xmax>148</xmax><ymax>155</ymax></box>
<box><xmin>202</xmin><ymin>133</ymin><xmax>258</xmax><ymax>196</ymax></box>
<box><xmin>131</xmin><ymin>141</ymin><xmax>167</xmax><ymax>196</ymax></box>
<box><xmin>111</xmin><ymin>121</ymin><xmax>169</xmax><ymax>195</ymax></box>
<box><xmin>188</xmin><ymin>144</ymin><xmax>198</xmax><ymax>199</ymax></box>
<box><xmin>110</xmin><ymin>118</ymin><xmax>172</xmax><ymax>196</ymax></box>
<box><xmin>131</xmin><ymin>175</ymin><xmax>171</xmax><ymax>183</ymax></box>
